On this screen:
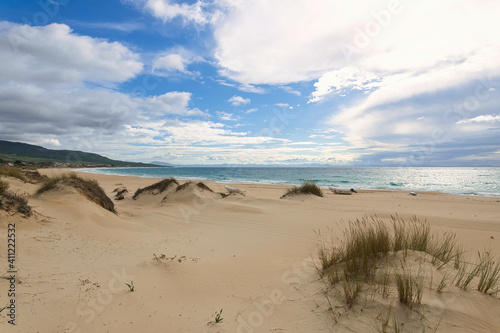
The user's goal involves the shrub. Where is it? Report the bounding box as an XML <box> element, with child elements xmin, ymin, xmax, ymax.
<box><xmin>282</xmin><ymin>180</ymin><xmax>324</xmax><ymax>198</ymax></box>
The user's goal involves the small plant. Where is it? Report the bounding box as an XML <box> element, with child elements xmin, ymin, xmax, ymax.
<box><xmin>215</xmin><ymin>309</ymin><xmax>223</xmax><ymax>323</ymax></box>
<box><xmin>476</xmin><ymin>253</ymin><xmax>500</xmax><ymax>294</ymax></box>
<box><xmin>282</xmin><ymin>180</ymin><xmax>324</xmax><ymax>198</ymax></box>
<box><xmin>437</xmin><ymin>271</ymin><xmax>451</xmax><ymax>293</ymax></box>
<box><xmin>0</xmin><ymin>179</ymin><xmax>9</xmax><ymax>195</ymax></box>
<box><xmin>125</xmin><ymin>281</ymin><xmax>135</xmax><ymax>292</ymax></box>
<box><xmin>394</xmin><ymin>270</ymin><xmax>423</xmax><ymax>309</ymax></box>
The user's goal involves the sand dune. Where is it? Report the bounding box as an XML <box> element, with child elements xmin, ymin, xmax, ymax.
<box><xmin>1</xmin><ymin>169</ymin><xmax>500</xmax><ymax>332</ymax></box>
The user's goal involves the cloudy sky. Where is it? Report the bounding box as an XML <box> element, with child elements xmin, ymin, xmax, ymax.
<box><xmin>0</xmin><ymin>0</ymin><xmax>499</xmax><ymax>166</ymax></box>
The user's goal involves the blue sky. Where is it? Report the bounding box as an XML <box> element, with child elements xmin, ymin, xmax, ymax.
<box><xmin>0</xmin><ymin>0</ymin><xmax>499</xmax><ymax>166</ymax></box>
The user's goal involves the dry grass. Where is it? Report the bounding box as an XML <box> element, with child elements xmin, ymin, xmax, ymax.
<box><xmin>133</xmin><ymin>178</ymin><xmax>179</xmax><ymax>199</ymax></box>
<box><xmin>0</xmin><ymin>166</ymin><xmax>47</xmax><ymax>184</ymax></box>
<box><xmin>0</xmin><ymin>178</ymin><xmax>32</xmax><ymax>216</ymax></box>
<box><xmin>282</xmin><ymin>180</ymin><xmax>324</xmax><ymax>198</ymax></box>
<box><xmin>36</xmin><ymin>173</ymin><xmax>115</xmax><ymax>213</ymax></box>
<box><xmin>0</xmin><ymin>179</ymin><xmax>8</xmax><ymax>195</ymax></box>
<box><xmin>0</xmin><ymin>191</ymin><xmax>32</xmax><ymax>216</ymax></box>
<box><xmin>318</xmin><ymin>215</ymin><xmax>500</xmax><ymax>319</ymax></box>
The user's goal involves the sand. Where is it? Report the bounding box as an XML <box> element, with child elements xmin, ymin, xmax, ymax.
<box><xmin>1</xmin><ymin>169</ymin><xmax>500</xmax><ymax>332</ymax></box>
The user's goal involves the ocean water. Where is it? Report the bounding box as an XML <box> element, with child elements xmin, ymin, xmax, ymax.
<box><xmin>80</xmin><ymin>167</ymin><xmax>500</xmax><ymax>197</ymax></box>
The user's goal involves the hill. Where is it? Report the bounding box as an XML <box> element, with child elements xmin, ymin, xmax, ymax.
<box><xmin>0</xmin><ymin>140</ymin><xmax>158</xmax><ymax>167</ymax></box>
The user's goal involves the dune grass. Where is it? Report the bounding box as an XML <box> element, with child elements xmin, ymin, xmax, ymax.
<box><xmin>132</xmin><ymin>178</ymin><xmax>179</xmax><ymax>199</ymax></box>
<box><xmin>36</xmin><ymin>173</ymin><xmax>116</xmax><ymax>213</ymax></box>
<box><xmin>0</xmin><ymin>166</ymin><xmax>46</xmax><ymax>184</ymax></box>
<box><xmin>0</xmin><ymin>178</ymin><xmax>32</xmax><ymax>216</ymax></box>
<box><xmin>318</xmin><ymin>215</ymin><xmax>500</xmax><ymax>320</ymax></box>
<box><xmin>282</xmin><ymin>180</ymin><xmax>324</xmax><ymax>198</ymax></box>
<box><xmin>0</xmin><ymin>191</ymin><xmax>32</xmax><ymax>216</ymax></box>
<box><xmin>0</xmin><ymin>179</ymin><xmax>8</xmax><ymax>196</ymax></box>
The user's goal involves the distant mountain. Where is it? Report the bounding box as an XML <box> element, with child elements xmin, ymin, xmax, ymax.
<box><xmin>0</xmin><ymin>140</ymin><xmax>158</xmax><ymax>167</ymax></box>
<box><xmin>149</xmin><ymin>161</ymin><xmax>175</xmax><ymax>167</ymax></box>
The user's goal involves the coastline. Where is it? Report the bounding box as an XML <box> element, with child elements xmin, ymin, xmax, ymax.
<box><xmin>1</xmin><ymin>168</ymin><xmax>499</xmax><ymax>332</ymax></box>
<box><xmin>75</xmin><ymin>166</ymin><xmax>500</xmax><ymax>198</ymax></box>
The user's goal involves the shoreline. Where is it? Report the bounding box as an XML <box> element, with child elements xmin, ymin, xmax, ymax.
<box><xmin>73</xmin><ymin>167</ymin><xmax>500</xmax><ymax>198</ymax></box>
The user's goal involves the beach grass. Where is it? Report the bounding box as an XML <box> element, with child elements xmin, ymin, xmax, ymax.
<box><xmin>282</xmin><ymin>180</ymin><xmax>324</xmax><ymax>198</ymax></box>
<box><xmin>133</xmin><ymin>178</ymin><xmax>179</xmax><ymax>199</ymax></box>
<box><xmin>317</xmin><ymin>214</ymin><xmax>500</xmax><ymax>324</ymax></box>
<box><xmin>0</xmin><ymin>179</ymin><xmax>8</xmax><ymax>195</ymax></box>
<box><xmin>36</xmin><ymin>173</ymin><xmax>116</xmax><ymax>213</ymax></box>
<box><xmin>0</xmin><ymin>166</ymin><xmax>46</xmax><ymax>184</ymax></box>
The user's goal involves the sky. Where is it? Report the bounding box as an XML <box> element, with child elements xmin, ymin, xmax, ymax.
<box><xmin>0</xmin><ymin>0</ymin><xmax>499</xmax><ymax>166</ymax></box>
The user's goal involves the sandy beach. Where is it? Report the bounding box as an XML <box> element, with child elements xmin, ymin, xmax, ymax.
<box><xmin>1</xmin><ymin>169</ymin><xmax>500</xmax><ymax>332</ymax></box>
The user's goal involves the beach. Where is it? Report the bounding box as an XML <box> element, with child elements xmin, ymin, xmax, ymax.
<box><xmin>1</xmin><ymin>169</ymin><xmax>500</xmax><ymax>332</ymax></box>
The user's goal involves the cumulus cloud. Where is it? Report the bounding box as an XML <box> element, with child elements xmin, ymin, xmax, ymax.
<box><xmin>227</xmin><ymin>95</ymin><xmax>250</xmax><ymax>106</ymax></box>
<box><xmin>0</xmin><ymin>22</ymin><xmax>143</xmax><ymax>85</ymax></box>
<box><xmin>0</xmin><ymin>21</ymin><xmax>205</xmax><ymax>150</ymax></box>
<box><xmin>153</xmin><ymin>53</ymin><xmax>190</xmax><ymax>72</ymax></box>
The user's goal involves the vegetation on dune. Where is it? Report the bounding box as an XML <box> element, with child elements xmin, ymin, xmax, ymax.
<box><xmin>0</xmin><ymin>178</ymin><xmax>32</xmax><ymax>216</ymax></box>
<box><xmin>0</xmin><ymin>166</ymin><xmax>46</xmax><ymax>184</ymax></box>
<box><xmin>282</xmin><ymin>180</ymin><xmax>324</xmax><ymax>198</ymax></box>
<box><xmin>317</xmin><ymin>215</ymin><xmax>500</xmax><ymax>330</ymax></box>
<box><xmin>0</xmin><ymin>179</ymin><xmax>8</xmax><ymax>196</ymax></box>
<box><xmin>132</xmin><ymin>178</ymin><xmax>179</xmax><ymax>199</ymax></box>
<box><xmin>36</xmin><ymin>173</ymin><xmax>116</xmax><ymax>213</ymax></box>
<box><xmin>175</xmin><ymin>181</ymin><xmax>215</xmax><ymax>193</ymax></box>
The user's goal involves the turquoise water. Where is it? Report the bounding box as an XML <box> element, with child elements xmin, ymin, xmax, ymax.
<box><xmin>80</xmin><ymin>167</ymin><xmax>500</xmax><ymax>197</ymax></box>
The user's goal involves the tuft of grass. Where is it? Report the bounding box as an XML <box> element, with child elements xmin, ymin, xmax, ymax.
<box><xmin>476</xmin><ymin>253</ymin><xmax>500</xmax><ymax>294</ymax></box>
<box><xmin>36</xmin><ymin>173</ymin><xmax>116</xmax><ymax>213</ymax></box>
<box><xmin>394</xmin><ymin>270</ymin><xmax>423</xmax><ymax>309</ymax></box>
<box><xmin>282</xmin><ymin>180</ymin><xmax>324</xmax><ymax>198</ymax></box>
<box><xmin>0</xmin><ymin>166</ymin><xmax>29</xmax><ymax>183</ymax></box>
<box><xmin>214</xmin><ymin>309</ymin><xmax>223</xmax><ymax>323</ymax></box>
<box><xmin>429</xmin><ymin>232</ymin><xmax>458</xmax><ymax>269</ymax></box>
<box><xmin>1</xmin><ymin>191</ymin><xmax>32</xmax><ymax>216</ymax></box>
<box><xmin>343</xmin><ymin>280</ymin><xmax>362</xmax><ymax>308</ymax></box>
<box><xmin>0</xmin><ymin>166</ymin><xmax>46</xmax><ymax>184</ymax></box>
<box><xmin>0</xmin><ymin>179</ymin><xmax>9</xmax><ymax>195</ymax></box>
<box><xmin>133</xmin><ymin>178</ymin><xmax>179</xmax><ymax>199</ymax></box>
<box><xmin>124</xmin><ymin>281</ymin><xmax>135</xmax><ymax>292</ymax></box>
<box><xmin>437</xmin><ymin>271</ymin><xmax>451</xmax><ymax>293</ymax></box>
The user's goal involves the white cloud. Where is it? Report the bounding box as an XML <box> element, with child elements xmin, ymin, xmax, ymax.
<box><xmin>216</xmin><ymin>111</ymin><xmax>237</xmax><ymax>121</ymax></box>
<box><xmin>309</xmin><ymin>66</ymin><xmax>381</xmax><ymax>102</ymax></box>
<box><xmin>142</xmin><ymin>92</ymin><xmax>205</xmax><ymax>117</ymax></box>
<box><xmin>41</xmin><ymin>138</ymin><xmax>61</xmax><ymax>147</ymax></box>
<box><xmin>153</xmin><ymin>53</ymin><xmax>189</xmax><ymax>72</ymax></box>
<box><xmin>143</xmin><ymin>0</ymin><xmax>210</xmax><ymax>24</ymax></box>
<box><xmin>228</xmin><ymin>95</ymin><xmax>250</xmax><ymax>106</ymax></box>
<box><xmin>0</xmin><ymin>22</ymin><xmax>143</xmax><ymax>85</ymax></box>
<box><xmin>457</xmin><ymin>114</ymin><xmax>500</xmax><ymax>124</ymax></box>
<box><xmin>245</xmin><ymin>108</ymin><xmax>258</xmax><ymax>114</ymax></box>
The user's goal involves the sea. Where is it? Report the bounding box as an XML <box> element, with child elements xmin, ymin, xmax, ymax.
<box><xmin>79</xmin><ymin>167</ymin><xmax>500</xmax><ymax>197</ymax></box>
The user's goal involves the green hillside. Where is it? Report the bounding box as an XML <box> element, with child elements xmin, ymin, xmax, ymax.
<box><xmin>0</xmin><ymin>140</ymin><xmax>157</xmax><ymax>167</ymax></box>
